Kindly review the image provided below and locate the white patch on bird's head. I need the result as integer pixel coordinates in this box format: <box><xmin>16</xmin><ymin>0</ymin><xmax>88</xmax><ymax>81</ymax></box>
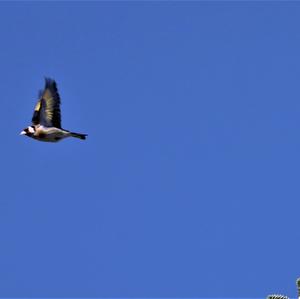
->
<box><xmin>28</xmin><ymin>126</ymin><xmax>35</xmax><ymax>133</ymax></box>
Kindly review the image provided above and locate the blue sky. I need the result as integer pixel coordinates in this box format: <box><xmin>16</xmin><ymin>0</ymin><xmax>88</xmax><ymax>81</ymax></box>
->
<box><xmin>0</xmin><ymin>1</ymin><xmax>300</xmax><ymax>297</ymax></box>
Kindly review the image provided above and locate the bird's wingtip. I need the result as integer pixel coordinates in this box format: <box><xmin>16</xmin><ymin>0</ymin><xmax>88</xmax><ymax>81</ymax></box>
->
<box><xmin>44</xmin><ymin>76</ymin><xmax>56</xmax><ymax>86</ymax></box>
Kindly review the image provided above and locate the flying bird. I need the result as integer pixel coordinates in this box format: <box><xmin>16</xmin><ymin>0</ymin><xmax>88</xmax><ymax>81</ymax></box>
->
<box><xmin>20</xmin><ymin>78</ymin><xmax>87</xmax><ymax>142</ymax></box>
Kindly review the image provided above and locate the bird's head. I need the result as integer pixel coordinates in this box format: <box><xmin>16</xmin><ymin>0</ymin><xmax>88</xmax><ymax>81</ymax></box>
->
<box><xmin>20</xmin><ymin>126</ymin><xmax>35</xmax><ymax>137</ymax></box>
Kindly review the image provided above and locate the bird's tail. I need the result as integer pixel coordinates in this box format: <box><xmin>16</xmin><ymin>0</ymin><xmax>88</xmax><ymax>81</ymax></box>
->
<box><xmin>70</xmin><ymin>132</ymin><xmax>88</xmax><ymax>140</ymax></box>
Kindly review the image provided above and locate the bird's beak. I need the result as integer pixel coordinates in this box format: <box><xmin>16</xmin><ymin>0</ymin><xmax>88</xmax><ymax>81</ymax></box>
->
<box><xmin>20</xmin><ymin>131</ymin><xmax>26</xmax><ymax>135</ymax></box>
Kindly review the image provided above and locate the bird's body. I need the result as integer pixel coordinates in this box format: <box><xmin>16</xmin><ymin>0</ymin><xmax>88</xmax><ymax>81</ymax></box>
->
<box><xmin>20</xmin><ymin>78</ymin><xmax>87</xmax><ymax>142</ymax></box>
<box><xmin>22</xmin><ymin>125</ymin><xmax>86</xmax><ymax>142</ymax></box>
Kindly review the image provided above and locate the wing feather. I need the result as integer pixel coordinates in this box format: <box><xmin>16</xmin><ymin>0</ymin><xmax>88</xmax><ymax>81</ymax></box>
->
<box><xmin>31</xmin><ymin>100</ymin><xmax>42</xmax><ymax>125</ymax></box>
<box><xmin>31</xmin><ymin>78</ymin><xmax>62</xmax><ymax>128</ymax></box>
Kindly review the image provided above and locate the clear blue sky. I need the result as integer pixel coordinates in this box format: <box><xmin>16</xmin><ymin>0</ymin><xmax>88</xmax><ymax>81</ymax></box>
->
<box><xmin>0</xmin><ymin>1</ymin><xmax>299</xmax><ymax>298</ymax></box>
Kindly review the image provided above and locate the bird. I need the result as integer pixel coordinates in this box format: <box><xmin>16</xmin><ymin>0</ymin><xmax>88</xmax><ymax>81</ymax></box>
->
<box><xmin>20</xmin><ymin>78</ymin><xmax>87</xmax><ymax>142</ymax></box>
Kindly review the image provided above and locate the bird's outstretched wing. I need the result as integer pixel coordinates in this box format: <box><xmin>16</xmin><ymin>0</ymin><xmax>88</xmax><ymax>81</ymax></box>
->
<box><xmin>31</xmin><ymin>78</ymin><xmax>62</xmax><ymax>128</ymax></box>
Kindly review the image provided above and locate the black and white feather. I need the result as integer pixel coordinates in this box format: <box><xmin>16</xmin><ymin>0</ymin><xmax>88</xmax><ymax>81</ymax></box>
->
<box><xmin>297</xmin><ymin>277</ymin><xmax>300</xmax><ymax>299</ymax></box>
<box><xmin>267</xmin><ymin>295</ymin><xmax>289</xmax><ymax>299</ymax></box>
<box><xmin>266</xmin><ymin>277</ymin><xmax>300</xmax><ymax>299</ymax></box>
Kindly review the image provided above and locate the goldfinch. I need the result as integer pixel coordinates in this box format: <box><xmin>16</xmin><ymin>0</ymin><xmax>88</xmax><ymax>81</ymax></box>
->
<box><xmin>20</xmin><ymin>78</ymin><xmax>87</xmax><ymax>142</ymax></box>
